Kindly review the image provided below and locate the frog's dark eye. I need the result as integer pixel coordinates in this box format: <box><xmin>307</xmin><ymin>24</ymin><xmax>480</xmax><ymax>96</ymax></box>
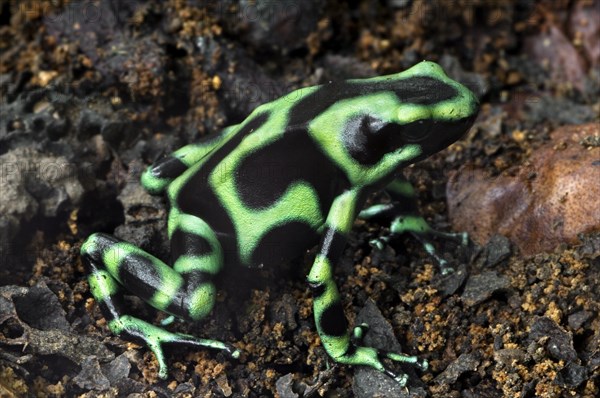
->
<box><xmin>398</xmin><ymin>120</ymin><xmax>433</xmax><ymax>143</ymax></box>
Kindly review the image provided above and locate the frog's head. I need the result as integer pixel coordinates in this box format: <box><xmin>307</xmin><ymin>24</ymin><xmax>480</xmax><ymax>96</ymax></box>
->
<box><xmin>388</xmin><ymin>61</ymin><xmax>479</xmax><ymax>161</ymax></box>
<box><xmin>306</xmin><ymin>61</ymin><xmax>479</xmax><ymax>186</ymax></box>
<box><xmin>341</xmin><ymin>61</ymin><xmax>479</xmax><ymax>172</ymax></box>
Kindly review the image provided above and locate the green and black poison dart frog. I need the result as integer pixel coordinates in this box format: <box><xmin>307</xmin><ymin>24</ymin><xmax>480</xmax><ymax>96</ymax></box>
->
<box><xmin>81</xmin><ymin>61</ymin><xmax>479</xmax><ymax>386</ymax></box>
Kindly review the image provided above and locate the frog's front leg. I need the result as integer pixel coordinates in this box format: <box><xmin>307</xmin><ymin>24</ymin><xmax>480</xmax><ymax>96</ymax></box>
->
<box><xmin>308</xmin><ymin>190</ymin><xmax>427</xmax><ymax>387</ymax></box>
<box><xmin>359</xmin><ymin>177</ymin><xmax>468</xmax><ymax>275</ymax></box>
<box><xmin>81</xmin><ymin>215</ymin><xmax>239</xmax><ymax>379</ymax></box>
<box><xmin>141</xmin><ymin>125</ymin><xmax>238</xmax><ymax>194</ymax></box>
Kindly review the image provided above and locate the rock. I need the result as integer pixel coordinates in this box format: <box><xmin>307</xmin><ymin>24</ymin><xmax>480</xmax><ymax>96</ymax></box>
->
<box><xmin>434</xmin><ymin>352</ymin><xmax>480</xmax><ymax>385</ymax></box>
<box><xmin>529</xmin><ymin>317</ymin><xmax>578</xmax><ymax>363</ymax></box>
<box><xmin>567</xmin><ymin>310</ymin><xmax>592</xmax><ymax>331</ymax></box>
<box><xmin>216</xmin><ymin>0</ymin><xmax>323</xmax><ymax>54</ymax></box>
<box><xmin>11</xmin><ymin>284</ymin><xmax>70</xmax><ymax>332</ymax></box>
<box><xmin>448</xmin><ymin>123</ymin><xmax>600</xmax><ymax>256</ymax></box>
<box><xmin>524</xmin><ymin>23</ymin><xmax>587</xmax><ymax>91</ymax></box>
<box><xmin>485</xmin><ymin>235</ymin><xmax>512</xmax><ymax>267</ymax></box>
<box><xmin>555</xmin><ymin>362</ymin><xmax>588</xmax><ymax>388</ymax></box>
<box><xmin>73</xmin><ymin>356</ymin><xmax>111</xmax><ymax>391</ymax></box>
<box><xmin>275</xmin><ymin>373</ymin><xmax>299</xmax><ymax>398</ymax></box>
<box><xmin>461</xmin><ymin>271</ymin><xmax>511</xmax><ymax>307</ymax></box>
<box><xmin>0</xmin><ymin>284</ymin><xmax>114</xmax><ymax>368</ymax></box>
<box><xmin>0</xmin><ymin>147</ymin><xmax>84</xmax><ymax>269</ymax></box>
<box><xmin>569</xmin><ymin>1</ymin><xmax>600</xmax><ymax>68</ymax></box>
<box><xmin>269</xmin><ymin>293</ymin><xmax>298</xmax><ymax>330</ymax></box>
<box><xmin>101</xmin><ymin>354</ymin><xmax>131</xmax><ymax>386</ymax></box>
<box><xmin>493</xmin><ymin>348</ymin><xmax>527</xmax><ymax>368</ymax></box>
<box><xmin>433</xmin><ymin>263</ymin><xmax>468</xmax><ymax>297</ymax></box>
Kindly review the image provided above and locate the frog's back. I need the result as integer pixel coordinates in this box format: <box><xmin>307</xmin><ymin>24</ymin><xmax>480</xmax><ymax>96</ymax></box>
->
<box><xmin>172</xmin><ymin>109</ymin><xmax>348</xmax><ymax>268</ymax></box>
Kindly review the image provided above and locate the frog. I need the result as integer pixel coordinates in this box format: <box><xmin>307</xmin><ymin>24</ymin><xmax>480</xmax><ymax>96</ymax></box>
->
<box><xmin>81</xmin><ymin>61</ymin><xmax>479</xmax><ymax>386</ymax></box>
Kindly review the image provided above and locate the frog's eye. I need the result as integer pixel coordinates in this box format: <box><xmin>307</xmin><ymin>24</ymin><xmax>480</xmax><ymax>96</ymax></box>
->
<box><xmin>397</xmin><ymin>119</ymin><xmax>434</xmax><ymax>143</ymax></box>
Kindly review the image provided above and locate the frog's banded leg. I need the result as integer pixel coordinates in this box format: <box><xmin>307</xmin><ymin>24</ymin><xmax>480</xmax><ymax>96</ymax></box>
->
<box><xmin>141</xmin><ymin>125</ymin><xmax>238</xmax><ymax>194</ymax></box>
<box><xmin>359</xmin><ymin>177</ymin><xmax>467</xmax><ymax>275</ymax></box>
<box><xmin>81</xmin><ymin>232</ymin><xmax>239</xmax><ymax>379</ymax></box>
<box><xmin>308</xmin><ymin>190</ymin><xmax>427</xmax><ymax>387</ymax></box>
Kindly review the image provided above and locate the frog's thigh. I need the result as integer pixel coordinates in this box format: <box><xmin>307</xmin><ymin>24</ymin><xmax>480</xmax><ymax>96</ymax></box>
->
<box><xmin>168</xmin><ymin>211</ymin><xmax>224</xmax><ymax>321</ymax></box>
<box><xmin>82</xmin><ymin>230</ymin><xmax>221</xmax><ymax>322</ymax></box>
<box><xmin>82</xmin><ymin>233</ymin><xmax>185</xmax><ymax>314</ymax></box>
<box><xmin>82</xmin><ymin>232</ymin><xmax>236</xmax><ymax>378</ymax></box>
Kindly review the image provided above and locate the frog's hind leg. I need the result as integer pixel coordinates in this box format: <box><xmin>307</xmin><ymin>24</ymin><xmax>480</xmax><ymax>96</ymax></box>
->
<box><xmin>359</xmin><ymin>177</ymin><xmax>468</xmax><ymax>275</ymax></box>
<box><xmin>81</xmin><ymin>232</ymin><xmax>239</xmax><ymax>379</ymax></box>
<box><xmin>141</xmin><ymin>125</ymin><xmax>238</xmax><ymax>194</ymax></box>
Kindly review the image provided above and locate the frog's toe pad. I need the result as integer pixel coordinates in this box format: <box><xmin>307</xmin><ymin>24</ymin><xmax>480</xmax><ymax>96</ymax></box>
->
<box><xmin>369</xmin><ymin>237</ymin><xmax>389</xmax><ymax>250</ymax></box>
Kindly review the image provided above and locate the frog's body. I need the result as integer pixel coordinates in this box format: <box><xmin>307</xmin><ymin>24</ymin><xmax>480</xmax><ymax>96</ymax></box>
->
<box><xmin>81</xmin><ymin>61</ymin><xmax>479</xmax><ymax>385</ymax></box>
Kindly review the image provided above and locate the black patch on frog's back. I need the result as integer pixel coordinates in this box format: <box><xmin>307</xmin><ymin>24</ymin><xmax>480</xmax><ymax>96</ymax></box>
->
<box><xmin>287</xmin><ymin>76</ymin><xmax>458</xmax><ymax>128</ymax></box>
<box><xmin>235</xmin><ymin>126</ymin><xmax>348</xmax><ymax>212</ymax></box>
<box><xmin>176</xmin><ymin>113</ymin><xmax>270</xmax><ymax>267</ymax></box>
<box><xmin>250</xmin><ymin>221</ymin><xmax>319</xmax><ymax>267</ymax></box>
<box><xmin>170</xmin><ymin>229</ymin><xmax>213</xmax><ymax>258</ymax></box>
<box><xmin>177</xmin><ymin>113</ymin><xmax>270</xmax><ymax>210</ymax></box>
<box><xmin>319</xmin><ymin>301</ymin><xmax>349</xmax><ymax>337</ymax></box>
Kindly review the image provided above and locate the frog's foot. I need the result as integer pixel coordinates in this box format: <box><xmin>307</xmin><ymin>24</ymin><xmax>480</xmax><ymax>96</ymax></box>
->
<box><xmin>160</xmin><ymin>315</ymin><xmax>176</xmax><ymax>326</ymax></box>
<box><xmin>367</xmin><ymin>215</ymin><xmax>468</xmax><ymax>275</ymax></box>
<box><xmin>410</xmin><ymin>233</ymin><xmax>454</xmax><ymax>276</ymax></box>
<box><xmin>334</xmin><ymin>338</ymin><xmax>428</xmax><ymax>387</ymax></box>
<box><xmin>352</xmin><ymin>323</ymin><xmax>428</xmax><ymax>373</ymax></box>
<box><xmin>110</xmin><ymin>315</ymin><xmax>240</xmax><ymax>379</ymax></box>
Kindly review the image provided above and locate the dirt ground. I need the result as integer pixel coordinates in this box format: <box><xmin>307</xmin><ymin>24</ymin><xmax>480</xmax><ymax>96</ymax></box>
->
<box><xmin>0</xmin><ymin>1</ymin><xmax>598</xmax><ymax>397</ymax></box>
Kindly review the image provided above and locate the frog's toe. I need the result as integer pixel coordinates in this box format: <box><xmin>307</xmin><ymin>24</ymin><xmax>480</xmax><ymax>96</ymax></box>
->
<box><xmin>385</xmin><ymin>350</ymin><xmax>428</xmax><ymax>371</ymax></box>
<box><xmin>145</xmin><ymin>337</ymin><xmax>170</xmax><ymax>379</ymax></box>
<box><xmin>228</xmin><ymin>346</ymin><xmax>241</xmax><ymax>359</ymax></box>
<box><xmin>369</xmin><ymin>236</ymin><xmax>389</xmax><ymax>250</ymax></box>
<box><xmin>458</xmin><ymin>231</ymin><xmax>469</xmax><ymax>247</ymax></box>
<box><xmin>351</xmin><ymin>323</ymin><xmax>370</xmax><ymax>343</ymax></box>
<box><xmin>154</xmin><ymin>331</ymin><xmax>241</xmax><ymax>363</ymax></box>
<box><xmin>440</xmin><ymin>264</ymin><xmax>455</xmax><ymax>276</ymax></box>
<box><xmin>382</xmin><ymin>368</ymin><xmax>409</xmax><ymax>387</ymax></box>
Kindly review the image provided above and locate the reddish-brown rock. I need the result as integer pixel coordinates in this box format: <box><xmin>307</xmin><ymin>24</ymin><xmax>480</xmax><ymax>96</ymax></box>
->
<box><xmin>447</xmin><ymin>123</ymin><xmax>600</xmax><ymax>256</ymax></box>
